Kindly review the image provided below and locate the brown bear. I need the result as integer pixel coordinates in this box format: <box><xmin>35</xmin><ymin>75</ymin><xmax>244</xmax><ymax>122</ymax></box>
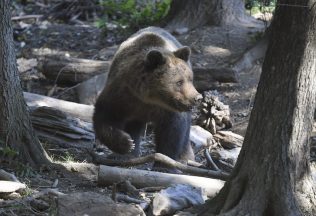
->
<box><xmin>93</xmin><ymin>27</ymin><xmax>201</xmax><ymax>163</ymax></box>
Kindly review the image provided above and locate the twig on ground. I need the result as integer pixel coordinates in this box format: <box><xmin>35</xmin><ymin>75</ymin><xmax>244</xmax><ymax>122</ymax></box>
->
<box><xmin>52</xmin><ymin>179</ymin><xmax>59</xmax><ymax>188</ymax></box>
<box><xmin>218</xmin><ymin>159</ymin><xmax>234</xmax><ymax>171</ymax></box>
<box><xmin>111</xmin><ymin>183</ymin><xmax>117</xmax><ymax>202</ymax></box>
<box><xmin>11</xmin><ymin>15</ymin><xmax>43</xmax><ymax>21</ymax></box>
<box><xmin>116</xmin><ymin>193</ymin><xmax>144</xmax><ymax>204</ymax></box>
<box><xmin>187</xmin><ymin>160</ymin><xmax>206</xmax><ymax>168</ymax></box>
<box><xmin>31</xmin><ymin>188</ymin><xmax>66</xmax><ymax>199</ymax></box>
<box><xmin>115</xmin><ymin>193</ymin><xmax>150</xmax><ymax>210</ymax></box>
<box><xmin>204</xmin><ymin>149</ymin><xmax>220</xmax><ymax>171</ymax></box>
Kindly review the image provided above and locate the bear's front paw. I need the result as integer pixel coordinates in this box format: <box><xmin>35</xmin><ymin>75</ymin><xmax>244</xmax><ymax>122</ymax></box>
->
<box><xmin>113</xmin><ymin>131</ymin><xmax>135</xmax><ymax>154</ymax></box>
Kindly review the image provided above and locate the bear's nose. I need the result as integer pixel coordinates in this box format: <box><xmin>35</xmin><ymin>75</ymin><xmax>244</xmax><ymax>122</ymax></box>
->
<box><xmin>194</xmin><ymin>94</ymin><xmax>203</xmax><ymax>103</ymax></box>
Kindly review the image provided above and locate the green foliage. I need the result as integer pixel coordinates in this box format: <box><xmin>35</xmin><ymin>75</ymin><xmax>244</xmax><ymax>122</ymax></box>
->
<box><xmin>249</xmin><ymin>31</ymin><xmax>265</xmax><ymax>43</ymax></box>
<box><xmin>97</xmin><ymin>0</ymin><xmax>171</xmax><ymax>32</ymax></box>
<box><xmin>48</xmin><ymin>150</ymin><xmax>76</xmax><ymax>163</ymax></box>
<box><xmin>245</xmin><ymin>0</ymin><xmax>276</xmax><ymax>14</ymax></box>
<box><xmin>0</xmin><ymin>146</ymin><xmax>19</xmax><ymax>158</ymax></box>
<box><xmin>16</xmin><ymin>164</ymin><xmax>37</xmax><ymax>178</ymax></box>
<box><xmin>20</xmin><ymin>185</ymin><xmax>33</xmax><ymax>197</ymax></box>
<box><xmin>60</xmin><ymin>151</ymin><xmax>75</xmax><ymax>162</ymax></box>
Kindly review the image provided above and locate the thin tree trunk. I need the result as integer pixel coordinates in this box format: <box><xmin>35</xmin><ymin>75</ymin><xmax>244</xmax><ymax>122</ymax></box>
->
<box><xmin>197</xmin><ymin>0</ymin><xmax>316</xmax><ymax>215</ymax></box>
<box><xmin>0</xmin><ymin>0</ymin><xmax>50</xmax><ymax>166</ymax></box>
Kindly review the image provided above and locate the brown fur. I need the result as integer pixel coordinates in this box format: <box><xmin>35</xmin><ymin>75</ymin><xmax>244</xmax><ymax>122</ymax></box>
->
<box><xmin>93</xmin><ymin>27</ymin><xmax>201</xmax><ymax>161</ymax></box>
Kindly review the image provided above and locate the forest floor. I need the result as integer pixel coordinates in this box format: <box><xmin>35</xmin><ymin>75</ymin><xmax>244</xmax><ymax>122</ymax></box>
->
<box><xmin>1</xmin><ymin>2</ymin><xmax>315</xmax><ymax>216</ymax></box>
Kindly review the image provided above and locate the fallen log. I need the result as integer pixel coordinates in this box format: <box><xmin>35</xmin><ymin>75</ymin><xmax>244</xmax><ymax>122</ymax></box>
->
<box><xmin>214</xmin><ymin>131</ymin><xmax>244</xmax><ymax>149</ymax></box>
<box><xmin>38</xmin><ymin>56</ymin><xmax>111</xmax><ymax>84</ymax></box>
<box><xmin>92</xmin><ymin>152</ymin><xmax>229</xmax><ymax>180</ymax></box>
<box><xmin>38</xmin><ymin>56</ymin><xmax>237</xmax><ymax>91</ymax></box>
<box><xmin>75</xmin><ymin>73</ymin><xmax>107</xmax><ymax>105</ymax></box>
<box><xmin>0</xmin><ymin>181</ymin><xmax>26</xmax><ymax>193</ymax></box>
<box><xmin>73</xmin><ymin>67</ymin><xmax>237</xmax><ymax>105</ymax></box>
<box><xmin>24</xmin><ymin>92</ymin><xmax>94</xmax><ymax>122</ymax></box>
<box><xmin>30</xmin><ymin>106</ymin><xmax>94</xmax><ymax>149</ymax></box>
<box><xmin>232</xmin><ymin>38</ymin><xmax>268</xmax><ymax>73</ymax></box>
<box><xmin>98</xmin><ymin>165</ymin><xmax>224</xmax><ymax>197</ymax></box>
<box><xmin>193</xmin><ymin>67</ymin><xmax>238</xmax><ymax>91</ymax></box>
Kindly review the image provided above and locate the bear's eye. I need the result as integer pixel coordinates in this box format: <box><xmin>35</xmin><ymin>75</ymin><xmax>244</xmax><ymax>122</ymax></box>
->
<box><xmin>176</xmin><ymin>80</ymin><xmax>184</xmax><ymax>87</ymax></box>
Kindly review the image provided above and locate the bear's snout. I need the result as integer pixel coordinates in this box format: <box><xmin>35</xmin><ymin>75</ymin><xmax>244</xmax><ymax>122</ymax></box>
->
<box><xmin>194</xmin><ymin>94</ymin><xmax>203</xmax><ymax>103</ymax></box>
<box><xmin>187</xmin><ymin>88</ymin><xmax>202</xmax><ymax>106</ymax></box>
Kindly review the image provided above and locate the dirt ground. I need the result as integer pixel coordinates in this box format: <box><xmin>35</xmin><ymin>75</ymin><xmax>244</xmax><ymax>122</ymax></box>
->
<box><xmin>0</xmin><ymin>2</ymin><xmax>294</xmax><ymax>215</ymax></box>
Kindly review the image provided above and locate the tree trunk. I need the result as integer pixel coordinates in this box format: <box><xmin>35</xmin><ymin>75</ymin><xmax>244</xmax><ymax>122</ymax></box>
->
<box><xmin>0</xmin><ymin>0</ymin><xmax>50</xmax><ymax>166</ymax></box>
<box><xmin>198</xmin><ymin>0</ymin><xmax>316</xmax><ymax>215</ymax></box>
<box><xmin>163</xmin><ymin>0</ymin><xmax>256</xmax><ymax>32</ymax></box>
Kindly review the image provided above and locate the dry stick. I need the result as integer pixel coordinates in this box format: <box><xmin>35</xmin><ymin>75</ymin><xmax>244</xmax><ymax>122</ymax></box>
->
<box><xmin>92</xmin><ymin>152</ymin><xmax>229</xmax><ymax>181</ymax></box>
<box><xmin>116</xmin><ymin>193</ymin><xmax>150</xmax><ymax>210</ymax></box>
<box><xmin>112</xmin><ymin>186</ymin><xmax>148</xmax><ymax>209</ymax></box>
<box><xmin>218</xmin><ymin>159</ymin><xmax>234</xmax><ymax>170</ymax></box>
<box><xmin>112</xmin><ymin>183</ymin><xmax>117</xmax><ymax>202</ymax></box>
<box><xmin>116</xmin><ymin>193</ymin><xmax>145</xmax><ymax>204</ymax></box>
<box><xmin>204</xmin><ymin>149</ymin><xmax>220</xmax><ymax>171</ymax></box>
<box><xmin>52</xmin><ymin>179</ymin><xmax>59</xmax><ymax>188</ymax></box>
<box><xmin>31</xmin><ymin>188</ymin><xmax>65</xmax><ymax>199</ymax></box>
<box><xmin>11</xmin><ymin>15</ymin><xmax>43</xmax><ymax>21</ymax></box>
<box><xmin>187</xmin><ymin>160</ymin><xmax>206</xmax><ymax>168</ymax></box>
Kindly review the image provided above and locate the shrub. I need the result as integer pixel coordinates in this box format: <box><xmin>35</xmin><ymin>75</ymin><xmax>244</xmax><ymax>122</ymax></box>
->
<box><xmin>97</xmin><ymin>0</ymin><xmax>171</xmax><ymax>33</ymax></box>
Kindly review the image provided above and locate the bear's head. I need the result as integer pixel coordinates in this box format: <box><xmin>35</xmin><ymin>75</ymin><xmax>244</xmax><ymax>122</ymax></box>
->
<box><xmin>142</xmin><ymin>46</ymin><xmax>202</xmax><ymax>112</ymax></box>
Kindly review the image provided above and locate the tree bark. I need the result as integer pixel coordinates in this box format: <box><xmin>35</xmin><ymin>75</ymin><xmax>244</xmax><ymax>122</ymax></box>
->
<box><xmin>163</xmin><ymin>0</ymin><xmax>257</xmax><ymax>32</ymax></box>
<box><xmin>198</xmin><ymin>0</ymin><xmax>316</xmax><ymax>215</ymax></box>
<box><xmin>0</xmin><ymin>0</ymin><xmax>50</xmax><ymax>166</ymax></box>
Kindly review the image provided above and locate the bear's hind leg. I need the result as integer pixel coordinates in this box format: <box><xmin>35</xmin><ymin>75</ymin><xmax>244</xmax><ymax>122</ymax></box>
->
<box><xmin>154</xmin><ymin>112</ymin><xmax>194</xmax><ymax>162</ymax></box>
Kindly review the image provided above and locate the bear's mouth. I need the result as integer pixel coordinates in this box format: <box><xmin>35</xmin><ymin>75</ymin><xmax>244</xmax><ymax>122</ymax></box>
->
<box><xmin>161</xmin><ymin>97</ymin><xmax>193</xmax><ymax>112</ymax></box>
<box><xmin>147</xmin><ymin>93</ymin><xmax>194</xmax><ymax>113</ymax></box>
<box><xmin>172</xmin><ymin>102</ymin><xmax>192</xmax><ymax>112</ymax></box>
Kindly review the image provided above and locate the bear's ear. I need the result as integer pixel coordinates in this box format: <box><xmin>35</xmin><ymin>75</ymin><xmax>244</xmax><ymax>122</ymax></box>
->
<box><xmin>145</xmin><ymin>50</ymin><xmax>166</xmax><ymax>69</ymax></box>
<box><xmin>173</xmin><ymin>46</ymin><xmax>191</xmax><ymax>62</ymax></box>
